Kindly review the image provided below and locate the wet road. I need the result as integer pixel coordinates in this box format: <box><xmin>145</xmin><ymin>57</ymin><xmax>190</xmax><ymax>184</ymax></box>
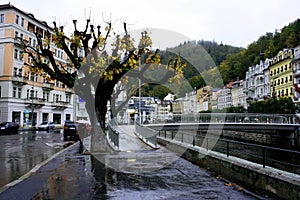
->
<box><xmin>0</xmin><ymin>129</ymin><xmax>65</xmax><ymax>187</ymax></box>
<box><xmin>0</xmin><ymin>142</ymin><xmax>274</xmax><ymax>200</ymax></box>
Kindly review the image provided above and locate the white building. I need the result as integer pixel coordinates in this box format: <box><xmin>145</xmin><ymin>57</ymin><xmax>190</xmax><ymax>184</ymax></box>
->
<box><xmin>244</xmin><ymin>57</ymin><xmax>270</xmax><ymax>106</ymax></box>
<box><xmin>293</xmin><ymin>45</ymin><xmax>300</xmax><ymax>104</ymax></box>
<box><xmin>231</xmin><ymin>80</ymin><xmax>247</xmax><ymax>109</ymax></box>
<box><xmin>217</xmin><ymin>88</ymin><xmax>232</xmax><ymax>110</ymax></box>
<box><xmin>175</xmin><ymin>90</ymin><xmax>199</xmax><ymax>114</ymax></box>
<box><xmin>0</xmin><ymin>4</ymin><xmax>74</xmax><ymax>127</ymax></box>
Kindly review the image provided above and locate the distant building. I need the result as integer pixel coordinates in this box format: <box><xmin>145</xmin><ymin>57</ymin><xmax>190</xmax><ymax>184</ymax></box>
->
<box><xmin>231</xmin><ymin>80</ymin><xmax>247</xmax><ymax>109</ymax></box>
<box><xmin>175</xmin><ymin>90</ymin><xmax>198</xmax><ymax>114</ymax></box>
<box><xmin>293</xmin><ymin>46</ymin><xmax>300</xmax><ymax>105</ymax></box>
<box><xmin>269</xmin><ymin>49</ymin><xmax>294</xmax><ymax>99</ymax></box>
<box><xmin>217</xmin><ymin>87</ymin><xmax>232</xmax><ymax>110</ymax></box>
<box><xmin>0</xmin><ymin>4</ymin><xmax>74</xmax><ymax>127</ymax></box>
<box><xmin>244</xmin><ymin>57</ymin><xmax>270</xmax><ymax>106</ymax></box>
<box><xmin>125</xmin><ymin>96</ymin><xmax>156</xmax><ymax>124</ymax></box>
<box><xmin>196</xmin><ymin>86</ymin><xmax>212</xmax><ymax>112</ymax></box>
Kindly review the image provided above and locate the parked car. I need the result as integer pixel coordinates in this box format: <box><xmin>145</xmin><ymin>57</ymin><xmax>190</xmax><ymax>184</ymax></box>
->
<box><xmin>38</xmin><ymin>122</ymin><xmax>55</xmax><ymax>131</ymax></box>
<box><xmin>63</xmin><ymin>121</ymin><xmax>80</xmax><ymax>141</ymax></box>
<box><xmin>0</xmin><ymin>122</ymin><xmax>19</xmax><ymax>134</ymax></box>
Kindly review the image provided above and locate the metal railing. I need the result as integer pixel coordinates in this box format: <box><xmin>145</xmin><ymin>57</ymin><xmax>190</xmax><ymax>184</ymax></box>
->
<box><xmin>107</xmin><ymin>120</ymin><xmax>119</xmax><ymax>148</ymax></box>
<box><xmin>158</xmin><ymin>130</ymin><xmax>300</xmax><ymax>175</ymax></box>
<box><xmin>152</xmin><ymin>113</ymin><xmax>299</xmax><ymax>125</ymax></box>
<box><xmin>135</xmin><ymin>119</ymin><xmax>158</xmax><ymax>148</ymax></box>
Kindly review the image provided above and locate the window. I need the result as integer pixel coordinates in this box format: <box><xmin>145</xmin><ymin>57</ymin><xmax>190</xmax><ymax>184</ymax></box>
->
<box><xmin>15</xmin><ymin>31</ymin><xmax>18</xmax><ymax>38</ymax></box>
<box><xmin>0</xmin><ymin>14</ymin><xmax>4</xmax><ymax>23</ymax></box>
<box><xmin>14</xmin><ymin>49</ymin><xmax>18</xmax><ymax>59</ymax></box>
<box><xmin>28</xmin><ymin>72</ymin><xmax>31</xmax><ymax>81</ymax></box>
<box><xmin>13</xmin><ymin>87</ymin><xmax>21</xmax><ymax>98</ymax></box>
<box><xmin>15</xmin><ymin>15</ymin><xmax>19</xmax><ymax>24</ymax></box>
<box><xmin>29</xmin><ymin>37</ymin><xmax>32</xmax><ymax>46</ymax></box>
<box><xmin>13</xmin><ymin>87</ymin><xmax>16</xmax><ymax>98</ymax></box>
<box><xmin>13</xmin><ymin>67</ymin><xmax>18</xmax><ymax>76</ymax></box>
<box><xmin>21</xmin><ymin>18</ymin><xmax>24</xmax><ymax>27</ymax></box>
<box><xmin>14</xmin><ymin>49</ymin><xmax>22</xmax><ymax>60</ymax></box>
<box><xmin>18</xmin><ymin>87</ymin><xmax>21</xmax><ymax>98</ymax></box>
<box><xmin>26</xmin><ymin>89</ymin><xmax>30</xmax><ymax>99</ymax></box>
<box><xmin>66</xmin><ymin>95</ymin><xmax>71</xmax><ymax>103</ymax></box>
<box><xmin>18</xmin><ymin>68</ymin><xmax>22</xmax><ymax>77</ymax></box>
<box><xmin>30</xmin><ymin>74</ymin><xmax>34</xmax><ymax>81</ymax></box>
<box><xmin>53</xmin><ymin>114</ymin><xmax>61</xmax><ymax>124</ymax></box>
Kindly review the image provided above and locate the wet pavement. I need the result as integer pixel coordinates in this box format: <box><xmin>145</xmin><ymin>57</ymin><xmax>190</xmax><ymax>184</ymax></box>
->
<box><xmin>0</xmin><ymin>141</ymin><xmax>275</xmax><ymax>200</ymax></box>
<box><xmin>0</xmin><ymin>126</ymin><xmax>278</xmax><ymax>199</ymax></box>
<box><xmin>0</xmin><ymin>130</ymin><xmax>65</xmax><ymax>187</ymax></box>
<box><xmin>116</xmin><ymin>125</ymin><xmax>152</xmax><ymax>151</ymax></box>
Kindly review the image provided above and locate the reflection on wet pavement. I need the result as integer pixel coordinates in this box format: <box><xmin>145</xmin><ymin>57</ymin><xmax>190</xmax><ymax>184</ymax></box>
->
<box><xmin>29</xmin><ymin>144</ymin><xmax>263</xmax><ymax>200</ymax></box>
<box><xmin>0</xmin><ymin>130</ymin><xmax>64</xmax><ymax>187</ymax></box>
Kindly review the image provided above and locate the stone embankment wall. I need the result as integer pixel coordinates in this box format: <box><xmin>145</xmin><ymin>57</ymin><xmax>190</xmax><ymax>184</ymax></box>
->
<box><xmin>158</xmin><ymin>137</ymin><xmax>300</xmax><ymax>200</ymax></box>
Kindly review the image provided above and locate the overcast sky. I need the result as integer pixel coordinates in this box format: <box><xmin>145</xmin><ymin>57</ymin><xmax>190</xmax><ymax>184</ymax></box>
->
<box><xmin>4</xmin><ymin>0</ymin><xmax>300</xmax><ymax>48</ymax></box>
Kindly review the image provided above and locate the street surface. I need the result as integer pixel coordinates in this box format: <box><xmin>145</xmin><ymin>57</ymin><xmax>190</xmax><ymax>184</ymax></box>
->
<box><xmin>0</xmin><ymin>129</ymin><xmax>65</xmax><ymax>187</ymax></box>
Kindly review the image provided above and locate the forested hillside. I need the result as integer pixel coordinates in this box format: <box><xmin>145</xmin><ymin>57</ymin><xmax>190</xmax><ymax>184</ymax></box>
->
<box><xmin>173</xmin><ymin>18</ymin><xmax>300</xmax><ymax>85</ymax></box>
<box><xmin>143</xmin><ymin>18</ymin><xmax>300</xmax><ymax>99</ymax></box>
<box><xmin>219</xmin><ymin>18</ymin><xmax>300</xmax><ymax>83</ymax></box>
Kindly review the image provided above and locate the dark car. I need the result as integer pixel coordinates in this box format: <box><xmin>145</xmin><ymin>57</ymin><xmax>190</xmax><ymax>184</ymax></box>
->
<box><xmin>63</xmin><ymin>121</ymin><xmax>80</xmax><ymax>141</ymax></box>
<box><xmin>0</xmin><ymin>122</ymin><xmax>19</xmax><ymax>134</ymax></box>
<box><xmin>38</xmin><ymin>121</ymin><xmax>55</xmax><ymax>131</ymax></box>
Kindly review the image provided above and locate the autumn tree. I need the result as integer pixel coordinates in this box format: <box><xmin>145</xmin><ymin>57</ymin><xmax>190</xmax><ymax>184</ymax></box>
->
<box><xmin>21</xmin><ymin>19</ymin><xmax>186</xmax><ymax>151</ymax></box>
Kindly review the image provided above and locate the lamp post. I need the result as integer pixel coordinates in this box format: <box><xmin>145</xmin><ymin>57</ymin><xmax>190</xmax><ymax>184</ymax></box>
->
<box><xmin>273</xmin><ymin>84</ymin><xmax>276</xmax><ymax>114</ymax></box>
<box><xmin>31</xmin><ymin>85</ymin><xmax>34</xmax><ymax>131</ymax></box>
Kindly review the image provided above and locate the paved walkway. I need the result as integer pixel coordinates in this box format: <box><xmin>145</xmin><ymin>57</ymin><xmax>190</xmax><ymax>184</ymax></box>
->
<box><xmin>0</xmin><ymin>125</ymin><xmax>274</xmax><ymax>199</ymax></box>
<box><xmin>115</xmin><ymin>125</ymin><xmax>152</xmax><ymax>151</ymax></box>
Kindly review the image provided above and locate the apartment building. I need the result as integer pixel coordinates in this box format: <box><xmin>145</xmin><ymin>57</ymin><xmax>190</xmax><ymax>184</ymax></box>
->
<box><xmin>269</xmin><ymin>49</ymin><xmax>294</xmax><ymax>99</ymax></box>
<box><xmin>293</xmin><ymin>46</ymin><xmax>300</xmax><ymax>104</ymax></box>
<box><xmin>217</xmin><ymin>87</ymin><xmax>232</xmax><ymax>110</ymax></box>
<box><xmin>244</xmin><ymin>57</ymin><xmax>270</xmax><ymax>105</ymax></box>
<box><xmin>0</xmin><ymin>4</ymin><xmax>74</xmax><ymax>127</ymax></box>
<box><xmin>231</xmin><ymin>80</ymin><xmax>247</xmax><ymax>109</ymax></box>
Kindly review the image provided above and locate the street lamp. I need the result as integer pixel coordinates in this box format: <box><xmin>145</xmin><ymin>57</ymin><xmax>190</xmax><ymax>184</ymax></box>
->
<box><xmin>31</xmin><ymin>85</ymin><xmax>34</xmax><ymax>131</ymax></box>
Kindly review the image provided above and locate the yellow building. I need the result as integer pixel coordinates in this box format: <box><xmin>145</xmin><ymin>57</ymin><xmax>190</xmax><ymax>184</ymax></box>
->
<box><xmin>269</xmin><ymin>49</ymin><xmax>294</xmax><ymax>99</ymax></box>
<box><xmin>0</xmin><ymin>4</ymin><xmax>74</xmax><ymax>127</ymax></box>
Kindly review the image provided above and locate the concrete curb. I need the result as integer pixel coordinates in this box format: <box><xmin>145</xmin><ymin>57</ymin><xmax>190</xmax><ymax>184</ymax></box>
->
<box><xmin>0</xmin><ymin>141</ymin><xmax>79</xmax><ymax>194</ymax></box>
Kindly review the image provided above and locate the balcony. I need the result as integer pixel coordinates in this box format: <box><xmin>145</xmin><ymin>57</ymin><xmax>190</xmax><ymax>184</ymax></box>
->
<box><xmin>51</xmin><ymin>101</ymin><xmax>69</xmax><ymax>110</ymax></box>
<box><xmin>12</xmin><ymin>76</ymin><xmax>28</xmax><ymax>86</ymax></box>
<box><xmin>294</xmin><ymin>68</ymin><xmax>300</xmax><ymax>76</ymax></box>
<box><xmin>42</xmin><ymin>82</ymin><xmax>54</xmax><ymax>90</ymax></box>
<box><xmin>24</xmin><ymin>97</ymin><xmax>45</xmax><ymax>109</ymax></box>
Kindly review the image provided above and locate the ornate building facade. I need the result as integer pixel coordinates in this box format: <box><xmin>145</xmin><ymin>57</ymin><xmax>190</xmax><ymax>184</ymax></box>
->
<box><xmin>269</xmin><ymin>49</ymin><xmax>294</xmax><ymax>100</ymax></box>
<box><xmin>0</xmin><ymin>4</ymin><xmax>74</xmax><ymax>128</ymax></box>
<box><xmin>244</xmin><ymin>57</ymin><xmax>270</xmax><ymax>106</ymax></box>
